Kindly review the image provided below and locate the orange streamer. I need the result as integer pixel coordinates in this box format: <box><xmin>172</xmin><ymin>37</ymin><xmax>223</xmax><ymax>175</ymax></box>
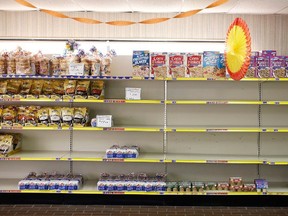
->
<box><xmin>40</xmin><ymin>9</ymin><xmax>69</xmax><ymax>18</ymax></box>
<box><xmin>174</xmin><ymin>9</ymin><xmax>202</xmax><ymax>18</ymax></box>
<box><xmin>106</xmin><ymin>21</ymin><xmax>136</xmax><ymax>26</ymax></box>
<box><xmin>72</xmin><ymin>17</ymin><xmax>102</xmax><ymax>24</ymax></box>
<box><xmin>206</xmin><ymin>0</ymin><xmax>230</xmax><ymax>9</ymax></box>
<box><xmin>139</xmin><ymin>18</ymin><xmax>170</xmax><ymax>24</ymax></box>
<box><xmin>15</xmin><ymin>0</ymin><xmax>36</xmax><ymax>9</ymax></box>
<box><xmin>15</xmin><ymin>0</ymin><xmax>230</xmax><ymax>25</ymax></box>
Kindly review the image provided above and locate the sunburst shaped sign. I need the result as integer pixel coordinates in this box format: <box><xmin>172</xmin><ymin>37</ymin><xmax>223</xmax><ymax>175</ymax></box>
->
<box><xmin>225</xmin><ymin>18</ymin><xmax>251</xmax><ymax>80</ymax></box>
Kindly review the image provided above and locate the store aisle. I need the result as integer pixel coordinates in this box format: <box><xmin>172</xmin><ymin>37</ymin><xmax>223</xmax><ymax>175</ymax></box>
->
<box><xmin>0</xmin><ymin>205</ymin><xmax>288</xmax><ymax>216</ymax></box>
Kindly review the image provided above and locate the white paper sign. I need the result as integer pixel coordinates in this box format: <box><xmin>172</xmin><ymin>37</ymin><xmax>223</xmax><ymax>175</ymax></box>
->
<box><xmin>69</xmin><ymin>63</ymin><xmax>84</xmax><ymax>76</ymax></box>
<box><xmin>125</xmin><ymin>88</ymin><xmax>141</xmax><ymax>100</ymax></box>
<box><xmin>96</xmin><ymin>115</ymin><xmax>113</xmax><ymax>127</ymax></box>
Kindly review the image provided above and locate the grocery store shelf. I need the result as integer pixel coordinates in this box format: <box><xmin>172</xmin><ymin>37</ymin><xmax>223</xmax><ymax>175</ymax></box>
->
<box><xmin>1</xmin><ymin>180</ymin><xmax>288</xmax><ymax>195</ymax></box>
<box><xmin>0</xmin><ymin>125</ymin><xmax>69</xmax><ymax>130</ymax></box>
<box><xmin>166</xmin><ymin>100</ymin><xmax>288</xmax><ymax>105</ymax></box>
<box><xmin>0</xmin><ymin>75</ymin><xmax>163</xmax><ymax>80</ymax></box>
<box><xmin>0</xmin><ymin>151</ymin><xmax>69</xmax><ymax>161</ymax></box>
<box><xmin>2</xmin><ymin>75</ymin><xmax>288</xmax><ymax>82</ymax></box>
<box><xmin>166</xmin><ymin>154</ymin><xmax>262</xmax><ymax>164</ymax></box>
<box><xmin>73</xmin><ymin>126</ymin><xmax>163</xmax><ymax>132</ymax></box>
<box><xmin>166</xmin><ymin>127</ymin><xmax>288</xmax><ymax>133</ymax></box>
<box><xmin>0</xmin><ymin>97</ymin><xmax>164</xmax><ymax>104</ymax></box>
<box><xmin>63</xmin><ymin>152</ymin><xmax>165</xmax><ymax>163</ymax></box>
<box><xmin>3</xmin><ymin>151</ymin><xmax>288</xmax><ymax>165</ymax></box>
<box><xmin>2</xmin><ymin>126</ymin><xmax>288</xmax><ymax>133</ymax></box>
<box><xmin>166</xmin><ymin>100</ymin><xmax>261</xmax><ymax>105</ymax></box>
<box><xmin>167</xmin><ymin>77</ymin><xmax>288</xmax><ymax>82</ymax></box>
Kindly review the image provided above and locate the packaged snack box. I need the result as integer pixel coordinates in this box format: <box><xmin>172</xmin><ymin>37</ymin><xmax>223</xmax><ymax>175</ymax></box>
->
<box><xmin>257</xmin><ymin>56</ymin><xmax>271</xmax><ymax>78</ymax></box>
<box><xmin>187</xmin><ymin>53</ymin><xmax>203</xmax><ymax>78</ymax></box>
<box><xmin>203</xmin><ymin>51</ymin><xmax>220</xmax><ymax>79</ymax></box>
<box><xmin>271</xmin><ymin>56</ymin><xmax>286</xmax><ymax>78</ymax></box>
<box><xmin>229</xmin><ymin>177</ymin><xmax>243</xmax><ymax>186</ymax></box>
<box><xmin>132</xmin><ymin>50</ymin><xmax>150</xmax><ymax>78</ymax></box>
<box><xmin>285</xmin><ymin>56</ymin><xmax>288</xmax><ymax>77</ymax></box>
<box><xmin>169</xmin><ymin>53</ymin><xmax>186</xmax><ymax>78</ymax></box>
<box><xmin>261</xmin><ymin>50</ymin><xmax>277</xmax><ymax>58</ymax></box>
<box><xmin>245</xmin><ymin>55</ymin><xmax>258</xmax><ymax>78</ymax></box>
<box><xmin>151</xmin><ymin>52</ymin><xmax>168</xmax><ymax>79</ymax></box>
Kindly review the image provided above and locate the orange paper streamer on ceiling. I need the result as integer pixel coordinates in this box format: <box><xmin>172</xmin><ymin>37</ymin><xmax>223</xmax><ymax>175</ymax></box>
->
<box><xmin>14</xmin><ymin>0</ymin><xmax>230</xmax><ymax>26</ymax></box>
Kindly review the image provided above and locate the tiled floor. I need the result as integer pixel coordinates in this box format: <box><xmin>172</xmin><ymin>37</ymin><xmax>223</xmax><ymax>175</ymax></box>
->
<box><xmin>0</xmin><ymin>205</ymin><xmax>288</xmax><ymax>216</ymax></box>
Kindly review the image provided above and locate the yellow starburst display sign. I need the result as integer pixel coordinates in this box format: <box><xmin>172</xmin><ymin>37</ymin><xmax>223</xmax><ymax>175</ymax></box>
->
<box><xmin>225</xmin><ymin>18</ymin><xmax>251</xmax><ymax>80</ymax></box>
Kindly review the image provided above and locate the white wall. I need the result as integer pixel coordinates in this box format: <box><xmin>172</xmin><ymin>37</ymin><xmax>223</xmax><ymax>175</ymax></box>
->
<box><xmin>0</xmin><ymin>11</ymin><xmax>287</xmax><ymax>55</ymax></box>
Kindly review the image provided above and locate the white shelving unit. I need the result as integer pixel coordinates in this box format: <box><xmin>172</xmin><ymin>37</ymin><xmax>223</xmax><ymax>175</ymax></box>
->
<box><xmin>1</xmin><ymin>55</ymin><xmax>288</xmax><ymax>196</ymax></box>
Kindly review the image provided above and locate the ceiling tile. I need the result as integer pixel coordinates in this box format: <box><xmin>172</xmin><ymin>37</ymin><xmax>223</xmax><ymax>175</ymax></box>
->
<box><xmin>228</xmin><ymin>0</ymin><xmax>288</xmax><ymax>14</ymax></box>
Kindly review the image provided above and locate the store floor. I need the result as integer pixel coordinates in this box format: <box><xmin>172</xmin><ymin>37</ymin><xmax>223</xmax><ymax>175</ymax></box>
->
<box><xmin>0</xmin><ymin>205</ymin><xmax>288</xmax><ymax>216</ymax></box>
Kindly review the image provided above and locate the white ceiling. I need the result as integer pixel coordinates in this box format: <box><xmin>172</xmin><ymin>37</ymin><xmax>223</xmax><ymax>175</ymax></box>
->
<box><xmin>0</xmin><ymin>0</ymin><xmax>288</xmax><ymax>14</ymax></box>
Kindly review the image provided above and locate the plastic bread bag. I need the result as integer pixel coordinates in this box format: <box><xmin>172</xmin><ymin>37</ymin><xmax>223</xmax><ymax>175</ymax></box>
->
<box><xmin>6</xmin><ymin>79</ymin><xmax>22</xmax><ymax>95</ymax></box>
<box><xmin>0</xmin><ymin>52</ymin><xmax>7</xmax><ymax>74</ymax></box>
<box><xmin>101</xmin><ymin>49</ymin><xmax>116</xmax><ymax>76</ymax></box>
<box><xmin>2</xmin><ymin>106</ymin><xmax>17</xmax><ymax>125</ymax></box>
<box><xmin>61</xmin><ymin>107</ymin><xmax>74</xmax><ymax>127</ymax></box>
<box><xmin>17</xmin><ymin>106</ymin><xmax>27</xmax><ymax>125</ymax></box>
<box><xmin>50</xmin><ymin>56</ymin><xmax>60</xmax><ymax>76</ymax></box>
<box><xmin>90</xmin><ymin>46</ymin><xmax>102</xmax><ymax>76</ymax></box>
<box><xmin>30</xmin><ymin>80</ymin><xmax>44</xmax><ymax>97</ymax></box>
<box><xmin>59</xmin><ymin>56</ymin><xmax>69</xmax><ymax>76</ymax></box>
<box><xmin>15</xmin><ymin>48</ymin><xmax>34</xmax><ymax>75</ymax></box>
<box><xmin>6</xmin><ymin>51</ymin><xmax>16</xmax><ymax>75</ymax></box>
<box><xmin>0</xmin><ymin>106</ymin><xmax>2</xmax><ymax>122</ymax></box>
<box><xmin>33</xmin><ymin>51</ymin><xmax>50</xmax><ymax>76</ymax></box>
<box><xmin>73</xmin><ymin>107</ymin><xmax>88</xmax><ymax>126</ymax></box>
<box><xmin>25</xmin><ymin>106</ymin><xmax>39</xmax><ymax>126</ymax></box>
<box><xmin>42</xmin><ymin>80</ymin><xmax>54</xmax><ymax>96</ymax></box>
<box><xmin>90</xmin><ymin>80</ymin><xmax>105</xmax><ymax>99</ymax></box>
<box><xmin>37</xmin><ymin>107</ymin><xmax>50</xmax><ymax>125</ymax></box>
<box><xmin>81</xmin><ymin>55</ymin><xmax>91</xmax><ymax>76</ymax></box>
<box><xmin>64</xmin><ymin>79</ymin><xmax>77</xmax><ymax>96</ymax></box>
<box><xmin>75</xmin><ymin>80</ymin><xmax>90</xmax><ymax>97</ymax></box>
<box><xmin>0</xmin><ymin>80</ymin><xmax>7</xmax><ymax>95</ymax></box>
<box><xmin>52</xmin><ymin>80</ymin><xmax>65</xmax><ymax>96</ymax></box>
<box><xmin>19</xmin><ymin>79</ymin><xmax>32</xmax><ymax>96</ymax></box>
<box><xmin>49</xmin><ymin>107</ymin><xmax>62</xmax><ymax>126</ymax></box>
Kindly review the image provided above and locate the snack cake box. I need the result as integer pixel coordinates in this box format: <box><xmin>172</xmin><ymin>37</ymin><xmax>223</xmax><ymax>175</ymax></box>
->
<box><xmin>257</xmin><ymin>56</ymin><xmax>271</xmax><ymax>78</ymax></box>
<box><xmin>187</xmin><ymin>53</ymin><xmax>203</xmax><ymax>78</ymax></box>
<box><xmin>271</xmin><ymin>56</ymin><xmax>286</xmax><ymax>78</ymax></box>
<box><xmin>168</xmin><ymin>53</ymin><xmax>186</xmax><ymax>78</ymax></box>
<box><xmin>261</xmin><ymin>50</ymin><xmax>277</xmax><ymax>58</ymax></box>
<box><xmin>132</xmin><ymin>50</ymin><xmax>150</xmax><ymax>78</ymax></box>
<box><xmin>203</xmin><ymin>51</ymin><xmax>220</xmax><ymax>79</ymax></box>
<box><xmin>150</xmin><ymin>52</ymin><xmax>168</xmax><ymax>78</ymax></box>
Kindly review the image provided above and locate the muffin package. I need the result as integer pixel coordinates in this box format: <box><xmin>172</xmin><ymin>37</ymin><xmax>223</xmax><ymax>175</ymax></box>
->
<box><xmin>169</xmin><ymin>53</ymin><xmax>186</xmax><ymax>78</ymax></box>
<box><xmin>187</xmin><ymin>53</ymin><xmax>203</xmax><ymax>78</ymax></box>
<box><xmin>151</xmin><ymin>52</ymin><xmax>168</xmax><ymax>79</ymax></box>
<box><xmin>132</xmin><ymin>50</ymin><xmax>150</xmax><ymax>78</ymax></box>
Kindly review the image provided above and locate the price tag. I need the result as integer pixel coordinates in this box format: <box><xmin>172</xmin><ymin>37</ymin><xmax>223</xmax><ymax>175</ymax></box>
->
<box><xmin>96</xmin><ymin>115</ymin><xmax>113</xmax><ymax>128</ymax></box>
<box><xmin>69</xmin><ymin>63</ymin><xmax>84</xmax><ymax>76</ymax></box>
<box><xmin>125</xmin><ymin>88</ymin><xmax>141</xmax><ymax>100</ymax></box>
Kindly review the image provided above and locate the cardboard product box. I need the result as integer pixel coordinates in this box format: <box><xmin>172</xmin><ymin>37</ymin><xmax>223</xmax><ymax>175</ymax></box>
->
<box><xmin>132</xmin><ymin>50</ymin><xmax>150</xmax><ymax>78</ymax></box>
<box><xmin>203</xmin><ymin>51</ymin><xmax>220</xmax><ymax>79</ymax></box>
<box><xmin>261</xmin><ymin>50</ymin><xmax>277</xmax><ymax>58</ymax></box>
<box><xmin>168</xmin><ymin>53</ymin><xmax>186</xmax><ymax>78</ymax></box>
<box><xmin>257</xmin><ymin>56</ymin><xmax>271</xmax><ymax>78</ymax></box>
<box><xmin>271</xmin><ymin>56</ymin><xmax>286</xmax><ymax>78</ymax></box>
<box><xmin>187</xmin><ymin>53</ymin><xmax>203</xmax><ymax>78</ymax></box>
<box><xmin>151</xmin><ymin>52</ymin><xmax>168</xmax><ymax>79</ymax></box>
<box><xmin>245</xmin><ymin>55</ymin><xmax>258</xmax><ymax>78</ymax></box>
